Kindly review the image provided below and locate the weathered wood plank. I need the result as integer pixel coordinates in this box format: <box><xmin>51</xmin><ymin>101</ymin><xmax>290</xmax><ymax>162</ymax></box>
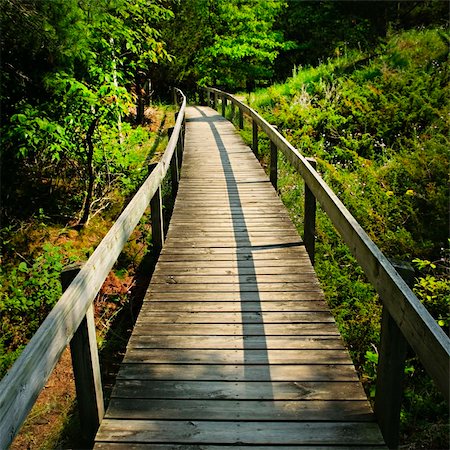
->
<box><xmin>105</xmin><ymin>398</ymin><xmax>374</xmax><ymax>422</ymax></box>
<box><xmin>136</xmin><ymin>311</ymin><xmax>334</xmax><ymax>323</ymax></box>
<box><xmin>95</xmin><ymin>445</ymin><xmax>386</xmax><ymax>450</ymax></box>
<box><xmin>126</xmin><ymin>335</ymin><xmax>343</xmax><ymax>349</ymax></box>
<box><xmin>153</xmin><ymin>266</ymin><xmax>315</xmax><ymax>276</ymax></box>
<box><xmin>144</xmin><ymin>291</ymin><xmax>325</xmax><ymax>301</ymax></box>
<box><xmin>158</xmin><ymin>247</ymin><xmax>305</xmax><ymax>255</ymax></box>
<box><xmin>95</xmin><ymin>420</ymin><xmax>385</xmax><ymax>445</ymax></box>
<box><xmin>123</xmin><ymin>349</ymin><xmax>351</xmax><ymax>364</ymax></box>
<box><xmin>111</xmin><ymin>379</ymin><xmax>366</xmax><ymax>400</ymax></box>
<box><xmin>140</xmin><ymin>301</ymin><xmax>329</xmax><ymax>312</ymax></box>
<box><xmin>132</xmin><ymin>323</ymin><xmax>339</xmax><ymax>336</ymax></box>
<box><xmin>117</xmin><ymin>363</ymin><xmax>360</xmax><ymax>382</ymax></box>
<box><xmin>147</xmin><ymin>283</ymin><xmax>322</xmax><ymax>292</ymax></box>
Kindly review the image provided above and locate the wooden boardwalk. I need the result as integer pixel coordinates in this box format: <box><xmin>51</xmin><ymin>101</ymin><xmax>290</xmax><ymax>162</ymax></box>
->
<box><xmin>94</xmin><ymin>106</ymin><xmax>385</xmax><ymax>448</ymax></box>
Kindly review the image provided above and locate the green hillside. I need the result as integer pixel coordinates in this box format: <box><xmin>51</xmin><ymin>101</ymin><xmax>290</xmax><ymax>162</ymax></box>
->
<box><xmin>240</xmin><ymin>27</ymin><xmax>449</xmax><ymax>446</ymax></box>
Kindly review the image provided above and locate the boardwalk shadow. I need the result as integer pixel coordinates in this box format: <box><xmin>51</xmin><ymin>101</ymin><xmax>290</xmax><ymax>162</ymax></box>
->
<box><xmin>191</xmin><ymin>106</ymin><xmax>274</xmax><ymax>398</ymax></box>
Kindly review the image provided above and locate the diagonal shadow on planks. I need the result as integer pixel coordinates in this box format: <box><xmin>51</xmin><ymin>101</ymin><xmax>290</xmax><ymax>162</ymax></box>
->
<box><xmin>94</xmin><ymin>106</ymin><xmax>386</xmax><ymax>448</ymax></box>
<box><xmin>195</xmin><ymin>105</ymin><xmax>274</xmax><ymax>400</ymax></box>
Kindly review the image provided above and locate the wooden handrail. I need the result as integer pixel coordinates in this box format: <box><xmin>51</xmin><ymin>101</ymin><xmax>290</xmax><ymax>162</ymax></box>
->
<box><xmin>203</xmin><ymin>86</ymin><xmax>450</xmax><ymax>448</ymax></box>
<box><xmin>0</xmin><ymin>88</ymin><xmax>186</xmax><ymax>449</ymax></box>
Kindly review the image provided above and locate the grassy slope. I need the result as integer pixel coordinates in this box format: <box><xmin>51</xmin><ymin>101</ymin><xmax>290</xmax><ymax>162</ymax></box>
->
<box><xmin>238</xmin><ymin>27</ymin><xmax>449</xmax><ymax>448</ymax></box>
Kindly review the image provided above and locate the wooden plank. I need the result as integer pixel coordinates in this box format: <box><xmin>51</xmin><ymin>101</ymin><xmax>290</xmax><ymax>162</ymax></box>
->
<box><xmin>95</xmin><ymin>444</ymin><xmax>386</xmax><ymax>450</ymax></box>
<box><xmin>132</xmin><ymin>323</ymin><xmax>339</xmax><ymax>336</ymax></box>
<box><xmin>126</xmin><ymin>336</ymin><xmax>343</xmax><ymax>350</ymax></box>
<box><xmin>153</xmin><ymin>266</ymin><xmax>314</xmax><ymax>276</ymax></box>
<box><xmin>95</xmin><ymin>420</ymin><xmax>385</xmax><ymax>445</ymax></box>
<box><xmin>150</xmin><ymin>275</ymin><xmax>319</xmax><ymax>285</ymax></box>
<box><xmin>155</xmin><ymin>259</ymin><xmax>313</xmax><ymax>268</ymax></box>
<box><xmin>123</xmin><ymin>349</ymin><xmax>351</xmax><ymax>364</ymax></box>
<box><xmin>111</xmin><ymin>379</ymin><xmax>367</xmax><ymax>400</ymax></box>
<box><xmin>136</xmin><ymin>311</ymin><xmax>334</xmax><ymax>323</ymax></box>
<box><xmin>117</xmin><ymin>363</ymin><xmax>360</xmax><ymax>382</ymax></box>
<box><xmin>105</xmin><ymin>398</ymin><xmax>374</xmax><ymax>422</ymax></box>
<box><xmin>140</xmin><ymin>301</ymin><xmax>329</xmax><ymax>312</ymax></box>
<box><xmin>162</xmin><ymin>240</ymin><xmax>303</xmax><ymax>249</ymax></box>
<box><xmin>147</xmin><ymin>283</ymin><xmax>321</xmax><ymax>292</ymax></box>
<box><xmin>144</xmin><ymin>292</ymin><xmax>325</xmax><ymax>301</ymax></box>
<box><xmin>158</xmin><ymin>247</ymin><xmax>305</xmax><ymax>255</ymax></box>
<box><xmin>165</xmin><ymin>231</ymin><xmax>301</xmax><ymax>238</ymax></box>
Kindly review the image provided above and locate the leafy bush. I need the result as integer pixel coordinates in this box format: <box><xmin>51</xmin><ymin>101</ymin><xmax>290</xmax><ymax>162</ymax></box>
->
<box><xmin>0</xmin><ymin>243</ymin><xmax>79</xmax><ymax>377</ymax></box>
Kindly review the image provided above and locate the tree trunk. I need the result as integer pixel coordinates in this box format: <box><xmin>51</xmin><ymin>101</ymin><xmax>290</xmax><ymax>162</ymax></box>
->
<box><xmin>79</xmin><ymin>117</ymin><xmax>99</xmax><ymax>227</ymax></box>
<box><xmin>135</xmin><ymin>70</ymin><xmax>145</xmax><ymax>125</ymax></box>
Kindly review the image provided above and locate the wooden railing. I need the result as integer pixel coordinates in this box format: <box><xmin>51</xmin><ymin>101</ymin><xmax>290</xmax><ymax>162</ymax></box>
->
<box><xmin>0</xmin><ymin>88</ymin><xmax>186</xmax><ymax>449</ymax></box>
<box><xmin>201</xmin><ymin>86</ymin><xmax>450</xmax><ymax>449</ymax></box>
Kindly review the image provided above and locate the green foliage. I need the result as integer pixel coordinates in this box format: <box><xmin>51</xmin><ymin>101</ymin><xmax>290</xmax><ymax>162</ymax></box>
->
<box><xmin>250</xmin><ymin>27</ymin><xmax>449</xmax><ymax>258</ymax></box>
<box><xmin>161</xmin><ymin>0</ymin><xmax>290</xmax><ymax>90</ymax></box>
<box><xmin>0</xmin><ymin>243</ymin><xmax>85</xmax><ymax>377</ymax></box>
<box><xmin>242</xmin><ymin>26</ymin><xmax>449</xmax><ymax>446</ymax></box>
<box><xmin>273</xmin><ymin>0</ymin><xmax>449</xmax><ymax>78</ymax></box>
<box><xmin>413</xmin><ymin>252</ymin><xmax>450</xmax><ymax>330</ymax></box>
<box><xmin>1</xmin><ymin>0</ymin><xmax>172</xmax><ymax>224</ymax></box>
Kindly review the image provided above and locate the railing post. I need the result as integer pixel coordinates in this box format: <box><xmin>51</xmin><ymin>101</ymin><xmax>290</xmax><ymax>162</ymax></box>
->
<box><xmin>150</xmin><ymin>167</ymin><xmax>164</xmax><ymax>256</ymax></box>
<box><xmin>252</xmin><ymin>120</ymin><xmax>258</xmax><ymax>157</ymax></box>
<box><xmin>213</xmin><ymin>92</ymin><xmax>217</xmax><ymax>110</ymax></box>
<box><xmin>375</xmin><ymin>262</ymin><xmax>413</xmax><ymax>449</ymax></box>
<box><xmin>222</xmin><ymin>95</ymin><xmax>227</xmax><ymax>117</ymax></box>
<box><xmin>239</xmin><ymin>108</ymin><xmax>244</xmax><ymax>129</ymax></box>
<box><xmin>168</xmin><ymin>127</ymin><xmax>179</xmax><ymax>199</ymax></box>
<box><xmin>207</xmin><ymin>90</ymin><xmax>211</xmax><ymax>108</ymax></box>
<box><xmin>270</xmin><ymin>137</ymin><xmax>278</xmax><ymax>190</ymax></box>
<box><xmin>180</xmin><ymin>115</ymin><xmax>185</xmax><ymax>167</ymax></box>
<box><xmin>173</xmin><ymin>87</ymin><xmax>177</xmax><ymax>106</ymax></box>
<box><xmin>230</xmin><ymin>102</ymin><xmax>235</xmax><ymax>123</ymax></box>
<box><xmin>304</xmin><ymin>158</ymin><xmax>317</xmax><ymax>266</ymax></box>
<box><xmin>61</xmin><ymin>266</ymin><xmax>104</xmax><ymax>445</ymax></box>
<box><xmin>375</xmin><ymin>307</ymin><xmax>408</xmax><ymax>449</ymax></box>
<box><xmin>199</xmin><ymin>88</ymin><xmax>205</xmax><ymax>106</ymax></box>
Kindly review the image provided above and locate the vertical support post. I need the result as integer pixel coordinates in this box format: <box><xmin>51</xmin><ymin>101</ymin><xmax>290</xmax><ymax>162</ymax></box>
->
<box><xmin>252</xmin><ymin>120</ymin><xmax>258</xmax><ymax>157</ymax></box>
<box><xmin>221</xmin><ymin>95</ymin><xmax>227</xmax><ymax>117</ymax></box>
<box><xmin>180</xmin><ymin>114</ymin><xmax>185</xmax><ymax>166</ymax></box>
<box><xmin>173</xmin><ymin>87</ymin><xmax>177</xmax><ymax>106</ymax></box>
<box><xmin>177</xmin><ymin>130</ymin><xmax>183</xmax><ymax>171</ymax></box>
<box><xmin>375</xmin><ymin>262</ymin><xmax>412</xmax><ymax>449</ymax></box>
<box><xmin>150</xmin><ymin>185</ymin><xmax>164</xmax><ymax>256</ymax></box>
<box><xmin>168</xmin><ymin>127</ymin><xmax>179</xmax><ymax>198</ymax></box>
<box><xmin>61</xmin><ymin>267</ymin><xmax>104</xmax><ymax>445</ymax></box>
<box><xmin>239</xmin><ymin>108</ymin><xmax>244</xmax><ymax>129</ymax></box>
<box><xmin>230</xmin><ymin>102</ymin><xmax>235</xmax><ymax>123</ymax></box>
<box><xmin>375</xmin><ymin>307</ymin><xmax>408</xmax><ymax>449</ymax></box>
<box><xmin>270</xmin><ymin>139</ymin><xmax>278</xmax><ymax>190</ymax></box>
<box><xmin>304</xmin><ymin>157</ymin><xmax>317</xmax><ymax>266</ymax></box>
<box><xmin>213</xmin><ymin>92</ymin><xmax>217</xmax><ymax>110</ymax></box>
<box><xmin>207</xmin><ymin>90</ymin><xmax>211</xmax><ymax>107</ymax></box>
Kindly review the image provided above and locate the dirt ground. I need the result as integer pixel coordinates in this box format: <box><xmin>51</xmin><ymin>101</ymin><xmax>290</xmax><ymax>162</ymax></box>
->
<box><xmin>11</xmin><ymin>349</ymin><xmax>76</xmax><ymax>450</ymax></box>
